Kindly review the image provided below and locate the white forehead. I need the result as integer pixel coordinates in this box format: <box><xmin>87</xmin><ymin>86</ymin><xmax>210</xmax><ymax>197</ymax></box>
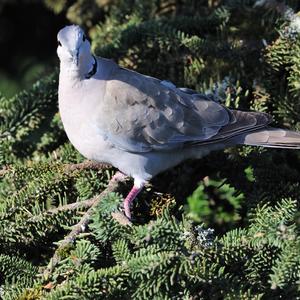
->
<box><xmin>57</xmin><ymin>25</ymin><xmax>84</xmax><ymax>49</ymax></box>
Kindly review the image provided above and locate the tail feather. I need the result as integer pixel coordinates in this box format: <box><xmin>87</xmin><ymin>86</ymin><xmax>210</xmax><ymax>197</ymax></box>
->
<box><xmin>237</xmin><ymin>127</ymin><xmax>300</xmax><ymax>149</ymax></box>
<box><xmin>188</xmin><ymin>109</ymin><xmax>300</xmax><ymax>150</ymax></box>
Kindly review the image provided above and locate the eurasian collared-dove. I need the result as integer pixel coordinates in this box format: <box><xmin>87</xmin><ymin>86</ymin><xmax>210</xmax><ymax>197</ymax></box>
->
<box><xmin>57</xmin><ymin>25</ymin><xmax>300</xmax><ymax>219</ymax></box>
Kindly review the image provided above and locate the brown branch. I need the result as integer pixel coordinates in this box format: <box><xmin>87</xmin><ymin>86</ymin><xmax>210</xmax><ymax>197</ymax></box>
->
<box><xmin>63</xmin><ymin>160</ymin><xmax>112</xmax><ymax>173</ymax></box>
<box><xmin>29</xmin><ymin>198</ymin><xmax>97</xmax><ymax>223</ymax></box>
<box><xmin>43</xmin><ymin>175</ymin><xmax>130</xmax><ymax>279</ymax></box>
<box><xmin>111</xmin><ymin>211</ymin><xmax>133</xmax><ymax>226</ymax></box>
<box><xmin>0</xmin><ymin>160</ymin><xmax>111</xmax><ymax>178</ymax></box>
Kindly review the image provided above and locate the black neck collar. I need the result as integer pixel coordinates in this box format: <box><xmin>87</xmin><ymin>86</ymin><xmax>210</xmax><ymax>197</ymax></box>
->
<box><xmin>85</xmin><ymin>55</ymin><xmax>97</xmax><ymax>79</ymax></box>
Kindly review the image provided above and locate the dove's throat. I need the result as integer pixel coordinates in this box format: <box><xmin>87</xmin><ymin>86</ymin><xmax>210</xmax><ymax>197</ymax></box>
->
<box><xmin>60</xmin><ymin>53</ymin><xmax>95</xmax><ymax>80</ymax></box>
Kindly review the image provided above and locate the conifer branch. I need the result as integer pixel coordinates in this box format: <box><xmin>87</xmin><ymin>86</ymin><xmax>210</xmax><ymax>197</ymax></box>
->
<box><xmin>0</xmin><ymin>160</ymin><xmax>111</xmax><ymax>178</ymax></box>
<box><xmin>43</xmin><ymin>174</ymin><xmax>129</xmax><ymax>278</ymax></box>
<box><xmin>63</xmin><ymin>160</ymin><xmax>112</xmax><ymax>173</ymax></box>
<box><xmin>29</xmin><ymin>198</ymin><xmax>97</xmax><ymax>223</ymax></box>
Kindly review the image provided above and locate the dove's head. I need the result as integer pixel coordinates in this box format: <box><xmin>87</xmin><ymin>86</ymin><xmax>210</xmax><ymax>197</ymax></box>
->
<box><xmin>57</xmin><ymin>25</ymin><xmax>91</xmax><ymax>68</ymax></box>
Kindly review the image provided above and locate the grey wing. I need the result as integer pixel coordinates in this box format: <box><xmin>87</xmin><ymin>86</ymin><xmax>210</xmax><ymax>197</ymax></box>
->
<box><xmin>101</xmin><ymin>67</ymin><xmax>270</xmax><ymax>153</ymax></box>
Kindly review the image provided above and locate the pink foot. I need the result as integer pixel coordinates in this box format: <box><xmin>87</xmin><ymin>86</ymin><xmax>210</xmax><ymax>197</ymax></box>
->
<box><xmin>124</xmin><ymin>185</ymin><xmax>143</xmax><ymax>219</ymax></box>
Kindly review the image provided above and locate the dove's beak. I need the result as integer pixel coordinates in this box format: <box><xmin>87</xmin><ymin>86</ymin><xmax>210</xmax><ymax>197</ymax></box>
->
<box><xmin>71</xmin><ymin>50</ymin><xmax>79</xmax><ymax>66</ymax></box>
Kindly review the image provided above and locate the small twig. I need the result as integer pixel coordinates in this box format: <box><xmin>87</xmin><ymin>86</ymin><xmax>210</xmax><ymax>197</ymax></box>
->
<box><xmin>0</xmin><ymin>160</ymin><xmax>111</xmax><ymax>178</ymax></box>
<box><xmin>63</xmin><ymin>160</ymin><xmax>112</xmax><ymax>173</ymax></box>
<box><xmin>29</xmin><ymin>198</ymin><xmax>97</xmax><ymax>223</ymax></box>
<box><xmin>111</xmin><ymin>211</ymin><xmax>133</xmax><ymax>226</ymax></box>
<box><xmin>43</xmin><ymin>175</ymin><xmax>129</xmax><ymax>279</ymax></box>
<box><xmin>0</xmin><ymin>166</ymin><xmax>10</xmax><ymax>177</ymax></box>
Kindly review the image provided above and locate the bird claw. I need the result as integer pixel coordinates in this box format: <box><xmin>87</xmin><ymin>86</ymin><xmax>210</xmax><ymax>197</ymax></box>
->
<box><xmin>112</xmin><ymin>171</ymin><xmax>127</xmax><ymax>182</ymax></box>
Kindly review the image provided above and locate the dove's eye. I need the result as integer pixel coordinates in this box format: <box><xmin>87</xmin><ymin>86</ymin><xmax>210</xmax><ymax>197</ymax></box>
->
<box><xmin>58</xmin><ymin>40</ymin><xmax>62</xmax><ymax>47</ymax></box>
<box><xmin>83</xmin><ymin>35</ymin><xmax>86</xmax><ymax>42</ymax></box>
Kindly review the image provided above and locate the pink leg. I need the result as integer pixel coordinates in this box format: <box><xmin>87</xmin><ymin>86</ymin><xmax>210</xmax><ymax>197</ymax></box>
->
<box><xmin>111</xmin><ymin>171</ymin><xmax>145</xmax><ymax>219</ymax></box>
<box><xmin>124</xmin><ymin>185</ymin><xmax>143</xmax><ymax>219</ymax></box>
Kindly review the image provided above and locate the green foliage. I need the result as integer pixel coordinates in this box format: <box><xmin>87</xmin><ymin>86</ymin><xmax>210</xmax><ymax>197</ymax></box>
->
<box><xmin>186</xmin><ymin>177</ymin><xmax>244</xmax><ymax>231</ymax></box>
<box><xmin>0</xmin><ymin>72</ymin><xmax>61</xmax><ymax>164</ymax></box>
<box><xmin>1</xmin><ymin>0</ymin><xmax>300</xmax><ymax>299</ymax></box>
<box><xmin>14</xmin><ymin>199</ymin><xmax>298</xmax><ymax>299</ymax></box>
<box><xmin>0</xmin><ymin>254</ymin><xmax>38</xmax><ymax>296</ymax></box>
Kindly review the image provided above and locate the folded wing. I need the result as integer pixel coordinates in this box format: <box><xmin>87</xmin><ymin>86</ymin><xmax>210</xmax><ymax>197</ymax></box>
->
<box><xmin>100</xmin><ymin>66</ymin><xmax>271</xmax><ymax>152</ymax></box>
